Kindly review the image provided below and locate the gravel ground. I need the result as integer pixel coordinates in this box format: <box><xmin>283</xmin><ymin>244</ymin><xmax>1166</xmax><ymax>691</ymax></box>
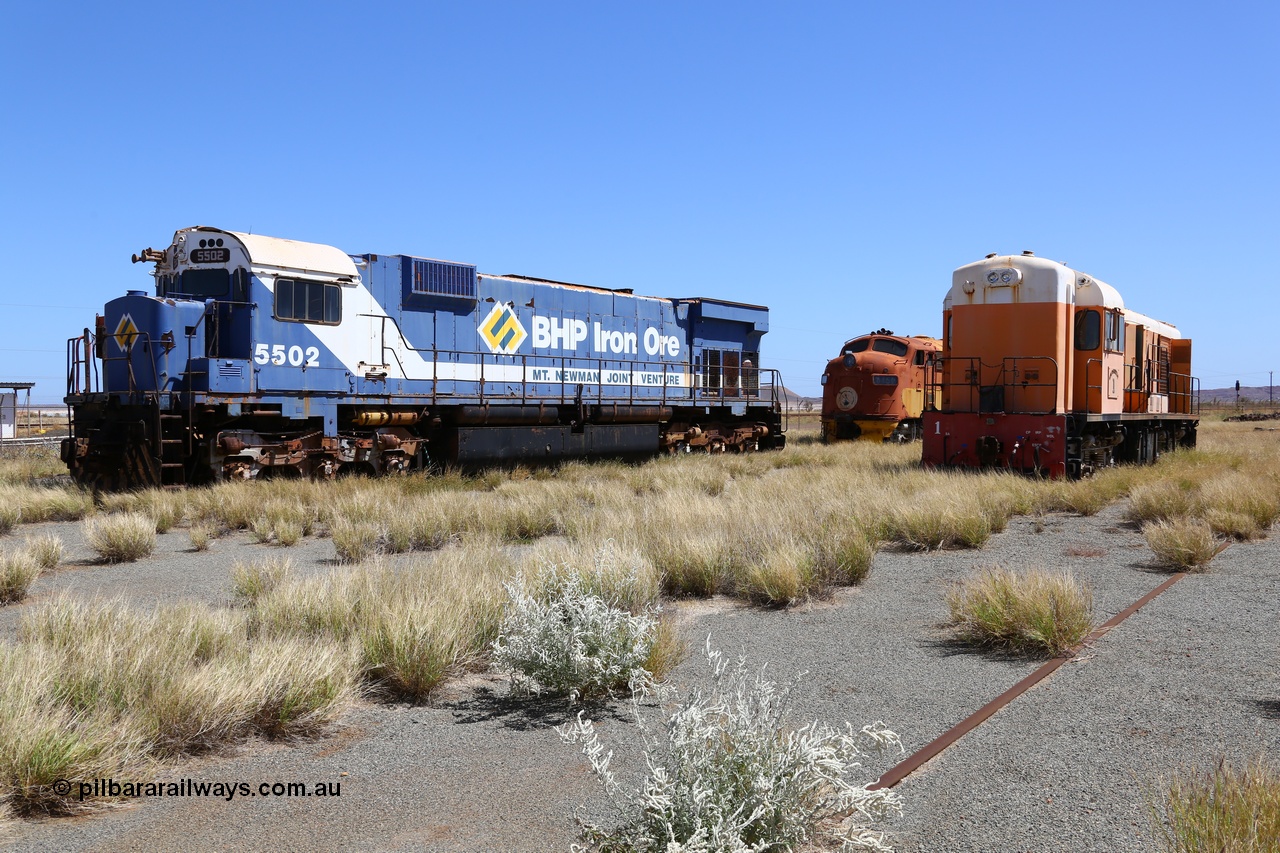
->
<box><xmin>1</xmin><ymin>503</ymin><xmax>1277</xmax><ymax>852</ymax></box>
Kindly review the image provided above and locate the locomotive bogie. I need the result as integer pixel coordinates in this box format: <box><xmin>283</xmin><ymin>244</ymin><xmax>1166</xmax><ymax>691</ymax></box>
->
<box><xmin>65</xmin><ymin>227</ymin><xmax>786</xmax><ymax>488</ymax></box>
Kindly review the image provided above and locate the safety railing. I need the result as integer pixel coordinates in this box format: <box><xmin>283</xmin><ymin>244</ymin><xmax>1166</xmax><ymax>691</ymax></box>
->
<box><xmin>1168</xmin><ymin>372</ymin><xmax>1200</xmax><ymax>415</ymax></box>
<box><xmin>925</xmin><ymin>356</ymin><xmax>1060</xmax><ymax>415</ymax></box>
<box><xmin>366</xmin><ymin>313</ymin><xmax>785</xmax><ymax>415</ymax></box>
<box><xmin>66</xmin><ymin>330</ymin><xmax>98</xmax><ymax>396</ymax></box>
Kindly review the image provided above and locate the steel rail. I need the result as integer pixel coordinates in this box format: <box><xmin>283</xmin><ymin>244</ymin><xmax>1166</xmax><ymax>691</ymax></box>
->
<box><xmin>868</xmin><ymin>554</ymin><xmax>1228</xmax><ymax>790</ymax></box>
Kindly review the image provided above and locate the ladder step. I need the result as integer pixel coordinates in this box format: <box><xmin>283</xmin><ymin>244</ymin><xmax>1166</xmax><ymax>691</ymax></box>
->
<box><xmin>160</xmin><ymin>463</ymin><xmax>184</xmax><ymax>469</ymax></box>
<box><xmin>160</xmin><ymin>439</ymin><xmax>183</xmax><ymax>444</ymax></box>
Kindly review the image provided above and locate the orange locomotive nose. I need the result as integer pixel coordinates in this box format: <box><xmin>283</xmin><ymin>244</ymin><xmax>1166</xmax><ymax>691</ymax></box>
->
<box><xmin>821</xmin><ymin>332</ymin><xmax>941</xmax><ymax>443</ymax></box>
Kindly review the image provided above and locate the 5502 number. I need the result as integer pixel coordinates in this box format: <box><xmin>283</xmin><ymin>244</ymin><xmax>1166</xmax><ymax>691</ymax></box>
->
<box><xmin>253</xmin><ymin>344</ymin><xmax>320</xmax><ymax>367</ymax></box>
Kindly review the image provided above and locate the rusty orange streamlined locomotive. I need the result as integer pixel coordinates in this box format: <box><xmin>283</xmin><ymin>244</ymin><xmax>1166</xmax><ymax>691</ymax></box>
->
<box><xmin>820</xmin><ymin>330</ymin><xmax>941</xmax><ymax>442</ymax></box>
<box><xmin>922</xmin><ymin>252</ymin><xmax>1198</xmax><ymax>478</ymax></box>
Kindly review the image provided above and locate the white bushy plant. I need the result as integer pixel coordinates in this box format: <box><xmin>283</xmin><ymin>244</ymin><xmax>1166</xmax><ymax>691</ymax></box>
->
<box><xmin>559</xmin><ymin>640</ymin><xmax>905</xmax><ymax>852</ymax></box>
<box><xmin>492</xmin><ymin>555</ymin><xmax>658</xmax><ymax>701</ymax></box>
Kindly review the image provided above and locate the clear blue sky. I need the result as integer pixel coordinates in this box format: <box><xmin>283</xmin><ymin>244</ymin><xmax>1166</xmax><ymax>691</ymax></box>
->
<box><xmin>2</xmin><ymin>1</ymin><xmax>1276</xmax><ymax>401</ymax></box>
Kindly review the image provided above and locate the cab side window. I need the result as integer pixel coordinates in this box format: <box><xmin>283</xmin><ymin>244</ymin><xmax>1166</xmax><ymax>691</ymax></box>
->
<box><xmin>1075</xmin><ymin>310</ymin><xmax>1100</xmax><ymax>350</ymax></box>
<box><xmin>1104</xmin><ymin>310</ymin><xmax>1124</xmax><ymax>352</ymax></box>
<box><xmin>276</xmin><ymin>279</ymin><xmax>341</xmax><ymax>325</ymax></box>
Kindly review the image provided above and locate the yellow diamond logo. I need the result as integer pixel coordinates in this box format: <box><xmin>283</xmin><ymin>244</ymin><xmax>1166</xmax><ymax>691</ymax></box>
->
<box><xmin>114</xmin><ymin>314</ymin><xmax>140</xmax><ymax>352</ymax></box>
<box><xmin>478</xmin><ymin>303</ymin><xmax>527</xmax><ymax>355</ymax></box>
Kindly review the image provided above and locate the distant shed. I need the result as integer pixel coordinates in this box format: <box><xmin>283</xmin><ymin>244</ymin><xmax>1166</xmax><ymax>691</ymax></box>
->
<box><xmin>0</xmin><ymin>382</ymin><xmax>35</xmax><ymax>440</ymax></box>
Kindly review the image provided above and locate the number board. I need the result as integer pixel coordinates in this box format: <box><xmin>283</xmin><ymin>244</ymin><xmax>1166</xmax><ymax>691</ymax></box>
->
<box><xmin>191</xmin><ymin>248</ymin><xmax>231</xmax><ymax>264</ymax></box>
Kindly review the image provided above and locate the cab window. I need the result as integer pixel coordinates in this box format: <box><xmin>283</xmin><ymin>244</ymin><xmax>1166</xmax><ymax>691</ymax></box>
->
<box><xmin>276</xmin><ymin>279</ymin><xmax>341</xmax><ymax>325</ymax></box>
<box><xmin>1075</xmin><ymin>310</ymin><xmax>1100</xmax><ymax>351</ymax></box>
<box><xmin>872</xmin><ymin>338</ymin><xmax>909</xmax><ymax>357</ymax></box>
<box><xmin>842</xmin><ymin>338</ymin><xmax>870</xmax><ymax>354</ymax></box>
<box><xmin>173</xmin><ymin>269</ymin><xmax>229</xmax><ymax>298</ymax></box>
<box><xmin>1105</xmin><ymin>310</ymin><xmax>1124</xmax><ymax>352</ymax></box>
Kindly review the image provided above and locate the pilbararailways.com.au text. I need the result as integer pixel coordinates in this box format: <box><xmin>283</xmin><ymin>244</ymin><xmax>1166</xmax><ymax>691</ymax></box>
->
<box><xmin>54</xmin><ymin>778</ymin><xmax>342</xmax><ymax>802</ymax></box>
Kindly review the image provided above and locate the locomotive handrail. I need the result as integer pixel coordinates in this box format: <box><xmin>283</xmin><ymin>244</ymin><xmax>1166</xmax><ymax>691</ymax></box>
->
<box><xmin>93</xmin><ymin>331</ymin><xmax>166</xmax><ymax>405</ymax></box>
<box><xmin>1167</xmin><ymin>371</ymin><xmax>1199</xmax><ymax>415</ymax></box>
<box><xmin>925</xmin><ymin>355</ymin><xmax>1059</xmax><ymax>415</ymax></box>
<box><xmin>66</xmin><ymin>331</ymin><xmax>97</xmax><ymax>396</ymax></box>
<box><xmin>363</xmin><ymin>312</ymin><xmax>778</xmax><ymax>414</ymax></box>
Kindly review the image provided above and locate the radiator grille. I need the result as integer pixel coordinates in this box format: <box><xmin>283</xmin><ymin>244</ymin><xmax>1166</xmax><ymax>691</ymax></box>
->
<box><xmin>405</xmin><ymin>258</ymin><xmax>477</xmax><ymax>300</ymax></box>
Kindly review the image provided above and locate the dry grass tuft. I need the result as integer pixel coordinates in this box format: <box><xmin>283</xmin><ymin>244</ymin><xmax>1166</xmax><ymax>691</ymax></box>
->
<box><xmin>1158</xmin><ymin>758</ymin><xmax>1280</xmax><ymax>853</ymax></box>
<box><xmin>251</xmin><ymin>549</ymin><xmax>507</xmax><ymax>701</ymax></box>
<box><xmin>0</xmin><ymin>550</ymin><xmax>43</xmax><ymax>604</ymax></box>
<box><xmin>883</xmin><ymin>506</ymin><xmax>992</xmax><ymax>551</ymax></box>
<box><xmin>0</xmin><ymin>504</ymin><xmax>19</xmax><ymax>535</ymax></box>
<box><xmin>741</xmin><ymin>541</ymin><xmax>813</xmax><ymax>607</ymax></box>
<box><xmin>83</xmin><ymin>513</ymin><xmax>156</xmax><ymax>563</ymax></box>
<box><xmin>2</xmin><ymin>596</ymin><xmax>357</xmax><ymax>813</ymax></box>
<box><xmin>231</xmin><ymin>557</ymin><xmax>292</xmax><ymax>604</ymax></box>
<box><xmin>1144</xmin><ymin>520</ymin><xmax>1221</xmax><ymax>571</ymax></box>
<box><xmin>1127</xmin><ymin>481</ymin><xmax>1197</xmax><ymax>525</ymax></box>
<box><xmin>331</xmin><ymin>519</ymin><xmax>381</xmax><ymax>563</ymax></box>
<box><xmin>6</xmin><ymin>487</ymin><xmax>95</xmax><ymax>524</ymax></box>
<box><xmin>188</xmin><ymin>522</ymin><xmax>217</xmax><ymax>551</ymax></box>
<box><xmin>642</xmin><ymin>614</ymin><xmax>688</xmax><ymax>682</ymax></box>
<box><xmin>23</xmin><ymin>534</ymin><xmax>63</xmax><ymax>571</ymax></box>
<box><xmin>946</xmin><ymin>566</ymin><xmax>1095</xmax><ymax>656</ymax></box>
<box><xmin>810</xmin><ymin>522</ymin><xmax>877</xmax><ymax>587</ymax></box>
<box><xmin>0</xmin><ymin>644</ymin><xmax>148</xmax><ymax>815</ymax></box>
<box><xmin>1198</xmin><ymin>476</ymin><xmax>1280</xmax><ymax>540</ymax></box>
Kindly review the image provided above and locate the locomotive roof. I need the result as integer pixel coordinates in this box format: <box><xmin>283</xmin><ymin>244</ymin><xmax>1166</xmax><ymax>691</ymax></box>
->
<box><xmin>481</xmin><ymin>274</ymin><xmax>767</xmax><ymax>311</ymax></box>
<box><xmin>184</xmin><ymin>227</ymin><xmax>360</xmax><ymax>281</ymax></box>
<box><xmin>484</xmin><ymin>272</ymin><xmax>641</xmax><ymax>296</ymax></box>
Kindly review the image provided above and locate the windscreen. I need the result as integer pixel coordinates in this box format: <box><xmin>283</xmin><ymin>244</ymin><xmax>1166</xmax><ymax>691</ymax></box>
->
<box><xmin>173</xmin><ymin>269</ymin><xmax>230</xmax><ymax>298</ymax></box>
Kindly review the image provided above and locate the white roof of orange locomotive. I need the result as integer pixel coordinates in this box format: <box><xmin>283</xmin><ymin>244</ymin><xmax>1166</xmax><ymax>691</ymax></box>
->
<box><xmin>1122</xmin><ymin>309</ymin><xmax>1181</xmax><ymax>339</ymax></box>
<box><xmin>945</xmin><ymin>252</ymin><xmax>1183</xmax><ymax>339</ymax></box>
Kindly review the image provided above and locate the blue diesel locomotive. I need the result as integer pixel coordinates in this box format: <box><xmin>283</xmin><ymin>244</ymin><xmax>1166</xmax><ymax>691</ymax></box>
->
<box><xmin>64</xmin><ymin>226</ymin><xmax>786</xmax><ymax>488</ymax></box>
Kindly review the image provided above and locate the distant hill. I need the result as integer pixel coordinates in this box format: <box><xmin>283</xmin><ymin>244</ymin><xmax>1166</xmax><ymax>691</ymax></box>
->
<box><xmin>762</xmin><ymin>384</ymin><xmax>822</xmax><ymax>411</ymax></box>
<box><xmin>1202</xmin><ymin>385</ymin><xmax>1277</xmax><ymax>405</ymax></box>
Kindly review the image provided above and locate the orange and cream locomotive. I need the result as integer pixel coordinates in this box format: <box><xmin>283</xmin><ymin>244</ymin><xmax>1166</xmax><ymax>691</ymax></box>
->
<box><xmin>922</xmin><ymin>252</ymin><xmax>1198</xmax><ymax>477</ymax></box>
<box><xmin>821</xmin><ymin>330</ymin><xmax>941</xmax><ymax>442</ymax></box>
